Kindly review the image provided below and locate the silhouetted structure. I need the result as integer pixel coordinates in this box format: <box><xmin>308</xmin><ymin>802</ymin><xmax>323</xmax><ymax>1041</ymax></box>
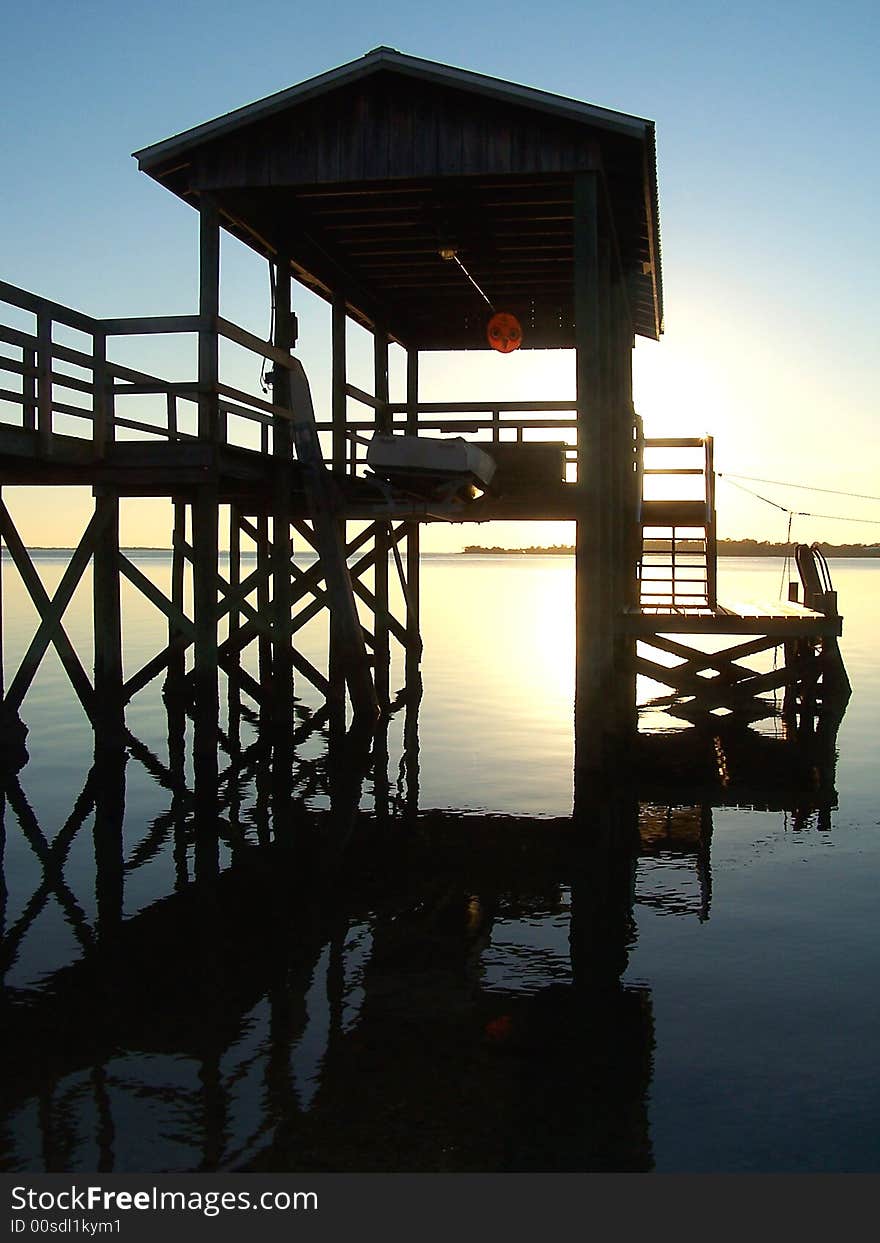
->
<box><xmin>0</xmin><ymin>49</ymin><xmax>849</xmax><ymax>781</ymax></box>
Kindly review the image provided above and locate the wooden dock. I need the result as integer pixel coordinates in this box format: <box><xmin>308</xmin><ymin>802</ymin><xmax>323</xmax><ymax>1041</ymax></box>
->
<box><xmin>0</xmin><ymin>48</ymin><xmax>849</xmax><ymax>780</ymax></box>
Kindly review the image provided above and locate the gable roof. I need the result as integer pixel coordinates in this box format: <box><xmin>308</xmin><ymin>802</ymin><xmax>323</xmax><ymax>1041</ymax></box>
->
<box><xmin>134</xmin><ymin>46</ymin><xmax>653</xmax><ymax>168</ymax></box>
<box><xmin>134</xmin><ymin>49</ymin><xmax>662</xmax><ymax>345</ymax></box>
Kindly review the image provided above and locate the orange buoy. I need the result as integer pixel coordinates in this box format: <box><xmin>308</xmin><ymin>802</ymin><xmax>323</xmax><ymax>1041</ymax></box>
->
<box><xmin>487</xmin><ymin>311</ymin><xmax>522</xmax><ymax>353</ymax></box>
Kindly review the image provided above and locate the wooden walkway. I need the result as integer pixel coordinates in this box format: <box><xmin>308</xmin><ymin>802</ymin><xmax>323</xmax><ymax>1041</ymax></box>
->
<box><xmin>623</xmin><ymin>598</ymin><xmax>843</xmax><ymax>637</ymax></box>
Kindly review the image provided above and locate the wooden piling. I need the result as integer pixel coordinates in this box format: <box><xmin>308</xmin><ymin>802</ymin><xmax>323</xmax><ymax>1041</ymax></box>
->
<box><xmin>573</xmin><ymin>171</ymin><xmax>613</xmax><ymax>775</ymax></box>
<box><xmin>198</xmin><ymin>194</ymin><xmax>221</xmax><ymax>443</ymax></box>
<box><xmin>329</xmin><ymin>293</ymin><xmax>348</xmax><ymax>718</ymax></box>
<box><xmin>373</xmin><ymin>327</ymin><xmax>391</xmax><ymax>709</ymax></box>
<box><xmin>271</xmin><ymin>255</ymin><xmax>294</xmax><ymax>728</ymax></box>
<box><xmin>92</xmin><ymin>740</ymin><xmax>126</xmax><ymax>944</ymax></box>
<box><xmin>405</xmin><ymin>347</ymin><xmax>421</xmax><ymax>690</ymax></box>
<box><xmin>164</xmin><ymin>499</ymin><xmax>187</xmax><ymax>703</ymax></box>
<box><xmin>92</xmin><ymin>491</ymin><xmax>123</xmax><ymax>739</ymax></box>
<box><xmin>192</xmin><ymin>485</ymin><xmax>219</xmax><ymax>771</ymax></box>
<box><xmin>227</xmin><ymin>503</ymin><xmax>242</xmax><ymax>735</ymax></box>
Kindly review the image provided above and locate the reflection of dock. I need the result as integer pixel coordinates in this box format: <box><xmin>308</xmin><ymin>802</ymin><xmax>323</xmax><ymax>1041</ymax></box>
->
<box><xmin>0</xmin><ymin>681</ymin><xmax>842</xmax><ymax>1171</ymax></box>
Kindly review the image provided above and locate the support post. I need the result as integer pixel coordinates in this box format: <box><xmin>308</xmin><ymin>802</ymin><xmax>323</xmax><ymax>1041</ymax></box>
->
<box><xmin>164</xmin><ymin>500</ymin><xmax>187</xmax><ymax>703</ymax></box>
<box><xmin>92</xmin><ymin>740</ymin><xmax>126</xmax><ymax>946</ymax></box>
<box><xmin>92</xmin><ymin>491</ymin><xmax>123</xmax><ymax>741</ymax></box>
<box><xmin>257</xmin><ymin>515</ymin><xmax>272</xmax><ymax>687</ymax></box>
<box><xmin>373</xmin><ymin>327</ymin><xmax>391</xmax><ymax>709</ymax></box>
<box><xmin>573</xmin><ymin>171</ymin><xmax>613</xmax><ymax>777</ymax></box>
<box><xmin>331</xmin><ymin>294</ymin><xmax>347</xmax><ymax>477</ymax></box>
<box><xmin>405</xmin><ymin>347</ymin><xmax>421</xmax><ymax>692</ymax></box>
<box><xmin>227</xmin><ymin>504</ymin><xmax>241</xmax><ymax>735</ymax></box>
<box><xmin>271</xmin><ymin>256</ymin><xmax>295</xmax><ymax>729</ymax></box>
<box><xmin>92</xmin><ymin>329</ymin><xmax>110</xmax><ymax>457</ymax></box>
<box><xmin>192</xmin><ymin>487</ymin><xmax>219</xmax><ymax>730</ymax></box>
<box><xmin>198</xmin><ymin>194</ymin><xmax>221</xmax><ymax>443</ymax></box>
<box><xmin>329</xmin><ymin>295</ymin><xmax>347</xmax><ymax>723</ymax></box>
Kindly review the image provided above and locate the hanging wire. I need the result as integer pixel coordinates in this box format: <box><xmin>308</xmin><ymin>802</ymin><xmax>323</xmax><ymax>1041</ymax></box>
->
<box><xmin>718</xmin><ymin>476</ymin><xmax>880</xmax><ymax>525</ymax></box>
<box><xmin>450</xmin><ymin>254</ymin><xmax>496</xmax><ymax>311</ymax></box>
<box><xmin>260</xmin><ymin>259</ymin><xmax>277</xmax><ymax>394</ymax></box>
<box><xmin>720</xmin><ymin>473</ymin><xmax>880</xmax><ymax>503</ymax></box>
<box><xmin>779</xmin><ymin>511</ymin><xmax>794</xmax><ymax>600</ymax></box>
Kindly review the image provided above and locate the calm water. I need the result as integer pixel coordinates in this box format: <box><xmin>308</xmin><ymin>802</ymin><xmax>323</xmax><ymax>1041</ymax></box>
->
<box><xmin>0</xmin><ymin>553</ymin><xmax>878</xmax><ymax>1172</ymax></box>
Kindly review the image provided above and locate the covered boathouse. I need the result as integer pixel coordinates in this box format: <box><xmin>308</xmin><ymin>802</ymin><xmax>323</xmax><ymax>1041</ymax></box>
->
<box><xmin>0</xmin><ymin>48</ymin><xmax>847</xmax><ymax>781</ymax></box>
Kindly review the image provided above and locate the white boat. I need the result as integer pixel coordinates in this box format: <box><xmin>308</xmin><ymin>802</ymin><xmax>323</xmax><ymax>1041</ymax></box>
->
<box><xmin>366</xmin><ymin>433</ymin><xmax>497</xmax><ymax>498</ymax></box>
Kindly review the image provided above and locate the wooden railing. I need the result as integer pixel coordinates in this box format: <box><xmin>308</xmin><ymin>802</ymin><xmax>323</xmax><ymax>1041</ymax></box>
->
<box><xmin>1</xmin><ymin>280</ymin><xmax>601</xmax><ymax>480</ymax></box>
<box><xmin>336</xmin><ymin>394</ymin><xmax>580</xmax><ymax>479</ymax></box>
<box><xmin>0</xmin><ymin>280</ymin><xmax>304</xmax><ymax>459</ymax></box>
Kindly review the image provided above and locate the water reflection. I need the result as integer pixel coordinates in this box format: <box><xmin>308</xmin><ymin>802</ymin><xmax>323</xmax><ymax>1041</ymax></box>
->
<box><xmin>0</xmin><ymin>679</ymin><xmax>841</xmax><ymax>1173</ymax></box>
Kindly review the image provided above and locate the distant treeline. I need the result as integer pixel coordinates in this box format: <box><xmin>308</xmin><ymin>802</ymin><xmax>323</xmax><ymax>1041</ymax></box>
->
<box><xmin>463</xmin><ymin>544</ymin><xmax>574</xmax><ymax>555</ymax></box>
<box><xmin>463</xmin><ymin>541</ymin><xmax>880</xmax><ymax>557</ymax></box>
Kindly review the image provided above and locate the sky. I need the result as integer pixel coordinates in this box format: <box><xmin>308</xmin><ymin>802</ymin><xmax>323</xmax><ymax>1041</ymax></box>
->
<box><xmin>1</xmin><ymin>0</ymin><xmax>878</xmax><ymax>550</ymax></box>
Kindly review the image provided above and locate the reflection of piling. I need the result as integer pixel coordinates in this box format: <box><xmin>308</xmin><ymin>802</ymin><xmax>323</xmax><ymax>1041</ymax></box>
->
<box><xmin>0</xmin><ymin>791</ymin><xmax>6</xmax><ymax>950</ymax></box>
<box><xmin>92</xmin><ymin>738</ymin><xmax>126</xmax><ymax>945</ymax></box>
<box><xmin>570</xmin><ymin>787</ymin><xmax>639</xmax><ymax>990</ymax></box>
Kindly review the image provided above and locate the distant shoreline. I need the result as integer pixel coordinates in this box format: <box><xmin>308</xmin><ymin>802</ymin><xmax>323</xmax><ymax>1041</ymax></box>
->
<box><xmin>5</xmin><ymin>542</ymin><xmax>879</xmax><ymax>559</ymax></box>
<box><xmin>462</xmin><ymin>542</ymin><xmax>880</xmax><ymax>558</ymax></box>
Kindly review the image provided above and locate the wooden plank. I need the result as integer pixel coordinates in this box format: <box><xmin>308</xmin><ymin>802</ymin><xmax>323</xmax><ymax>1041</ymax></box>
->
<box><xmin>118</xmin><ymin>552</ymin><xmax>196</xmax><ymax>639</ymax></box>
<box><xmin>101</xmin><ymin>315</ymin><xmax>201</xmax><ymax>336</ymax></box>
<box><xmin>0</xmin><ymin>279</ymin><xmax>97</xmax><ymax>335</ymax></box>
<box><xmin>124</xmin><ymin>636</ymin><xmax>189</xmax><ymax>703</ymax></box>
<box><xmin>352</xmin><ymin>576</ymin><xmax>408</xmax><ymax>648</ymax></box>
<box><xmin>345</xmin><ymin>383</ymin><xmax>382</xmax><ymax>411</ymax></box>
<box><xmin>645</xmin><ymin>633</ymin><xmax>780</xmax><ymax>670</ymax></box>
<box><xmin>626</xmin><ymin>613</ymin><xmax>841</xmax><ymax>638</ymax></box>
<box><xmin>385</xmin><ymin>400</ymin><xmax>575</xmax><ymax>414</ymax></box>
<box><xmin>216</xmin><ymin>316</ymin><xmax>296</xmax><ymax>370</ymax></box>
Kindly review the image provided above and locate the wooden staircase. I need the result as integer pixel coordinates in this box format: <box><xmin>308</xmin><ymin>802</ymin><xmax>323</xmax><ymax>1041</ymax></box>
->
<box><xmin>638</xmin><ymin>437</ymin><xmax>716</xmax><ymax>611</ymax></box>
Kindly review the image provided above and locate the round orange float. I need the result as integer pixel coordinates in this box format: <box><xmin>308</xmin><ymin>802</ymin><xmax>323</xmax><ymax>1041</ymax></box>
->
<box><xmin>486</xmin><ymin>311</ymin><xmax>522</xmax><ymax>353</ymax></box>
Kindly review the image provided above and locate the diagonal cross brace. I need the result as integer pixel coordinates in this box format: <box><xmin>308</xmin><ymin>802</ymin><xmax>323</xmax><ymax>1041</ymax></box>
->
<box><xmin>0</xmin><ymin>502</ymin><xmax>98</xmax><ymax>716</ymax></box>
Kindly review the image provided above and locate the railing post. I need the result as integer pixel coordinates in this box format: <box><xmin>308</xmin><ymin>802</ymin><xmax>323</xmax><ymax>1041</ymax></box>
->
<box><xmin>705</xmin><ymin>435</ymin><xmax>717</xmax><ymax>610</ymax></box>
<box><xmin>37</xmin><ymin>311</ymin><xmax>52</xmax><ymax>455</ymax></box>
<box><xmin>22</xmin><ymin>346</ymin><xmax>36</xmax><ymax>432</ymax></box>
<box><xmin>92</xmin><ymin>329</ymin><xmax>109</xmax><ymax>456</ymax></box>
<box><xmin>166</xmin><ymin>393</ymin><xmax>178</xmax><ymax>439</ymax></box>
